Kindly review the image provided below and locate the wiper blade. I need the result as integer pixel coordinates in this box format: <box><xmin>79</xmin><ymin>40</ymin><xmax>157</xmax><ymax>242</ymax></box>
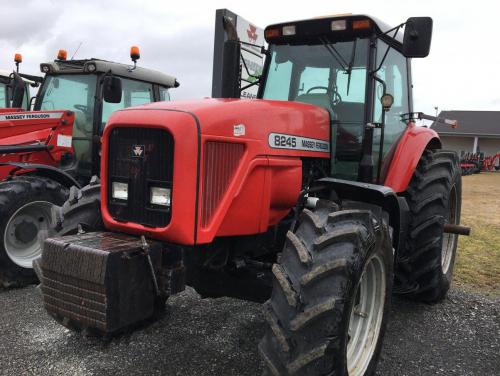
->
<box><xmin>346</xmin><ymin>39</ymin><xmax>357</xmax><ymax>96</ymax></box>
<box><xmin>320</xmin><ymin>37</ymin><xmax>349</xmax><ymax>71</ymax></box>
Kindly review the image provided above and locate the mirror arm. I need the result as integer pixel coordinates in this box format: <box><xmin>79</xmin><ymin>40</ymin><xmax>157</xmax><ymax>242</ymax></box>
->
<box><xmin>371</xmin><ymin>26</ymin><xmax>402</xmax><ymax>74</ymax></box>
<box><xmin>373</xmin><ymin>22</ymin><xmax>405</xmax><ymax>41</ymax></box>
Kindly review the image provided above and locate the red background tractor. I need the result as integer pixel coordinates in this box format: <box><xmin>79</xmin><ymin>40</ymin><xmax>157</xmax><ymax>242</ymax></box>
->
<box><xmin>0</xmin><ymin>50</ymin><xmax>179</xmax><ymax>286</ymax></box>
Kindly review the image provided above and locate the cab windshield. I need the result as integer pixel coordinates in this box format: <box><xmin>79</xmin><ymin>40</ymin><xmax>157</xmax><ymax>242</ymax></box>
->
<box><xmin>262</xmin><ymin>39</ymin><xmax>369</xmax><ymax>178</ymax></box>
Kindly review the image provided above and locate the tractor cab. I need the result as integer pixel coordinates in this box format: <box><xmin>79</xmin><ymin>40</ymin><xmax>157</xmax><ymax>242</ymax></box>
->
<box><xmin>0</xmin><ymin>69</ymin><xmax>39</xmax><ymax>111</ymax></box>
<box><xmin>259</xmin><ymin>15</ymin><xmax>432</xmax><ymax>182</ymax></box>
<box><xmin>33</xmin><ymin>48</ymin><xmax>179</xmax><ymax>181</ymax></box>
<box><xmin>224</xmin><ymin>15</ymin><xmax>432</xmax><ymax>183</ymax></box>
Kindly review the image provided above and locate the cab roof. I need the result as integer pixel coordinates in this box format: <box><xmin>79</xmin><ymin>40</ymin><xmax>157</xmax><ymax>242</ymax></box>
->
<box><xmin>265</xmin><ymin>14</ymin><xmax>403</xmax><ymax>51</ymax></box>
<box><xmin>0</xmin><ymin>69</ymin><xmax>37</xmax><ymax>85</ymax></box>
<box><xmin>40</xmin><ymin>58</ymin><xmax>179</xmax><ymax>88</ymax></box>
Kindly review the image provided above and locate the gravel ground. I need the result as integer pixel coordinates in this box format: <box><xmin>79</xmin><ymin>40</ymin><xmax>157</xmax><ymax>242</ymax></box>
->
<box><xmin>0</xmin><ymin>286</ymin><xmax>498</xmax><ymax>376</ymax></box>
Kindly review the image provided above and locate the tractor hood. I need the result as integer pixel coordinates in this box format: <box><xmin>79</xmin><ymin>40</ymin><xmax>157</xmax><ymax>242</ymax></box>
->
<box><xmin>112</xmin><ymin>98</ymin><xmax>331</xmax><ymax>152</ymax></box>
<box><xmin>101</xmin><ymin>98</ymin><xmax>331</xmax><ymax>245</ymax></box>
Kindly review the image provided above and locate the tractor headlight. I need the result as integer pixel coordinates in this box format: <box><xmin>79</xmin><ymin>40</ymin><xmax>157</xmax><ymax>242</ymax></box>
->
<box><xmin>112</xmin><ymin>182</ymin><xmax>128</xmax><ymax>200</ymax></box>
<box><xmin>150</xmin><ymin>187</ymin><xmax>171</xmax><ymax>206</ymax></box>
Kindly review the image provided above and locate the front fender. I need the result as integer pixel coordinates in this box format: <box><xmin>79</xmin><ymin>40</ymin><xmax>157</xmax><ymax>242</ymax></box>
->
<box><xmin>0</xmin><ymin>162</ymin><xmax>81</xmax><ymax>189</ymax></box>
<box><xmin>384</xmin><ymin>123</ymin><xmax>441</xmax><ymax>193</ymax></box>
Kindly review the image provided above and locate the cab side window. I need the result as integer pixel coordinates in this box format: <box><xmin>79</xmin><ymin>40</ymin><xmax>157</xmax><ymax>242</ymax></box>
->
<box><xmin>373</xmin><ymin>41</ymin><xmax>409</xmax><ymax>160</ymax></box>
<box><xmin>159</xmin><ymin>87</ymin><xmax>170</xmax><ymax>101</ymax></box>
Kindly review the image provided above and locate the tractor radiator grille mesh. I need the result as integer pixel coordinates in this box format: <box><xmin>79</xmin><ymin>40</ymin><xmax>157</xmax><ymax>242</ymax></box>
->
<box><xmin>201</xmin><ymin>142</ymin><xmax>244</xmax><ymax>227</ymax></box>
<box><xmin>107</xmin><ymin>127</ymin><xmax>174</xmax><ymax>227</ymax></box>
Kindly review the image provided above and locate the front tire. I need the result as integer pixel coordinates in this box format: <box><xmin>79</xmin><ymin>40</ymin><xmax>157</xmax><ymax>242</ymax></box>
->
<box><xmin>59</xmin><ymin>177</ymin><xmax>103</xmax><ymax>235</ymax></box>
<box><xmin>0</xmin><ymin>176</ymin><xmax>68</xmax><ymax>287</ymax></box>
<box><xmin>259</xmin><ymin>202</ymin><xmax>393</xmax><ymax>376</ymax></box>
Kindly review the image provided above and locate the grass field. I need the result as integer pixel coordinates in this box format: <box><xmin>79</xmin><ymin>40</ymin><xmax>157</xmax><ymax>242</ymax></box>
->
<box><xmin>453</xmin><ymin>172</ymin><xmax>500</xmax><ymax>296</ymax></box>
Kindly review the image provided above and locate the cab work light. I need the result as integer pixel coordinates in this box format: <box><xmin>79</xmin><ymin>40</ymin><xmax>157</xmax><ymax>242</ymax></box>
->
<box><xmin>331</xmin><ymin>20</ymin><xmax>347</xmax><ymax>31</ymax></box>
<box><xmin>86</xmin><ymin>63</ymin><xmax>97</xmax><ymax>72</ymax></box>
<box><xmin>40</xmin><ymin>64</ymin><xmax>51</xmax><ymax>73</ymax></box>
<box><xmin>282</xmin><ymin>25</ymin><xmax>296</xmax><ymax>36</ymax></box>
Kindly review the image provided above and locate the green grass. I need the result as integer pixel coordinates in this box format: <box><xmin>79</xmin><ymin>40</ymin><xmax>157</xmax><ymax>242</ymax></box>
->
<box><xmin>454</xmin><ymin>221</ymin><xmax>500</xmax><ymax>295</ymax></box>
<box><xmin>453</xmin><ymin>172</ymin><xmax>500</xmax><ymax>296</ymax></box>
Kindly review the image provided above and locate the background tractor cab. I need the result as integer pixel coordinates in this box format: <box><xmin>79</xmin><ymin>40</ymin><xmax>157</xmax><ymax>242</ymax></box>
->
<box><xmin>220</xmin><ymin>15</ymin><xmax>433</xmax><ymax>184</ymax></box>
<box><xmin>0</xmin><ymin>54</ymin><xmax>42</xmax><ymax>110</ymax></box>
<box><xmin>33</xmin><ymin>47</ymin><xmax>179</xmax><ymax>181</ymax></box>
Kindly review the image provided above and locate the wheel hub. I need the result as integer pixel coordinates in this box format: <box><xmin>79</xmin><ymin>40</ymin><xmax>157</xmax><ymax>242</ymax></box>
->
<box><xmin>4</xmin><ymin>201</ymin><xmax>57</xmax><ymax>268</ymax></box>
<box><xmin>14</xmin><ymin>220</ymin><xmax>39</xmax><ymax>244</ymax></box>
<box><xmin>442</xmin><ymin>185</ymin><xmax>459</xmax><ymax>274</ymax></box>
<box><xmin>347</xmin><ymin>254</ymin><xmax>386</xmax><ymax>376</ymax></box>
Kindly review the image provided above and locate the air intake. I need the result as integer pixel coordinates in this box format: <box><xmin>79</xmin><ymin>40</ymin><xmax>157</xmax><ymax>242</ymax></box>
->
<box><xmin>201</xmin><ymin>142</ymin><xmax>244</xmax><ymax>227</ymax></box>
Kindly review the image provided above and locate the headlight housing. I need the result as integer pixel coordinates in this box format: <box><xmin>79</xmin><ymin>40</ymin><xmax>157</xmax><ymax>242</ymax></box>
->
<box><xmin>150</xmin><ymin>187</ymin><xmax>171</xmax><ymax>206</ymax></box>
<box><xmin>112</xmin><ymin>181</ymin><xmax>128</xmax><ymax>200</ymax></box>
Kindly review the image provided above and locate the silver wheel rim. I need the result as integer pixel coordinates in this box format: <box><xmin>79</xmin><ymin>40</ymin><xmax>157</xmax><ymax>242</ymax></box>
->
<box><xmin>442</xmin><ymin>185</ymin><xmax>458</xmax><ymax>274</ymax></box>
<box><xmin>4</xmin><ymin>201</ymin><xmax>57</xmax><ymax>268</ymax></box>
<box><xmin>347</xmin><ymin>254</ymin><xmax>386</xmax><ymax>376</ymax></box>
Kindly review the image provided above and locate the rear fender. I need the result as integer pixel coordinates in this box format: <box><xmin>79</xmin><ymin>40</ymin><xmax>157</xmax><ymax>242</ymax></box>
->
<box><xmin>384</xmin><ymin>123</ymin><xmax>441</xmax><ymax>192</ymax></box>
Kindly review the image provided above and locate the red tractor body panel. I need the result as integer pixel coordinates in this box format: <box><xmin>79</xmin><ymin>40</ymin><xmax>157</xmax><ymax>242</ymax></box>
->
<box><xmin>0</xmin><ymin>108</ymin><xmax>23</xmax><ymax>114</ymax></box>
<box><xmin>384</xmin><ymin>122</ymin><xmax>441</xmax><ymax>192</ymax></box>
<box><xmin>101</xmin><ymin>98</ymin><xmax>330</xmax><ymax>245</ymax></box>
<box><xmin>0</xmin><ymin>110</ymin><xmax>75</xmax><ymax>178</ymax></box>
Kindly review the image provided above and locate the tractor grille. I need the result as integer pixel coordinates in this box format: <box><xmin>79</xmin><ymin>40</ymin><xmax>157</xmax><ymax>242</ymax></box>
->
<box><xmin>107</xmin><ymin>127</ymin><xmax>174</xmax><ymax>227</ymax></box>
<box><xmin>201</xmin><ymin>141</ymin><xmax>244</xmax><ymax>227</ymax></box>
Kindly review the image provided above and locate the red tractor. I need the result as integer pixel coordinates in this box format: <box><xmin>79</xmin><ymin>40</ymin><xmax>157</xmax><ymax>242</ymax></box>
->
<box><xmin>37</xmin><ymin>15</ymin><xmax>468</xmax><ymax>376</ymax></box>
<box><xmin>0</xmin><ymin>48</ymin><xmax>179</xmax><ymax>287</ymax></box>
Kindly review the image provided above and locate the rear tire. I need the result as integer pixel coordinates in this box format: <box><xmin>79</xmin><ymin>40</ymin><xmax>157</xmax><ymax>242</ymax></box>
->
<box><xmin>0</xmin><ymin>176</ymin><xmax>68</xmax><ymax>287</ymax></box>
<box><xmin>396</xmin><ymin>149</ymin><xmax>461</xmax><ymax>302</ymax></box>
<box><xmin>259</xmin><ymin>202</ymin><xmax>393</xmax><ymax>376</ymax></box>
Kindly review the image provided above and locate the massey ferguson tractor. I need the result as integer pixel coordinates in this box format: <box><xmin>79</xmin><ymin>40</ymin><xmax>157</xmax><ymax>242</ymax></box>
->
<box><xmin>36</xmin><ymin>15</ymin><xmax>469</xmax><ymax>376</ymax></box>
<box><xmin>0</xmin><ymin>48</ymin><xmax>179</xmax><ymax>287</ymax></box>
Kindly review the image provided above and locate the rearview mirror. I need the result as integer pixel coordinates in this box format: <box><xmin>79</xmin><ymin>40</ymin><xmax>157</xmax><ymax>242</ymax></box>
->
<box><xmin>103</xmin><ymin>76</ymin><xmax>122</xmax><ymax>103</ymax></box>
<box><xmin>402</xmin><ymin>17</ymin><xmax>433</xmax><ymax>58</ymax></box>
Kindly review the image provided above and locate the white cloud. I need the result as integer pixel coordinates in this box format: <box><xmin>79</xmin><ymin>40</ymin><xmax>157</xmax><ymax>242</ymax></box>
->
<box><xmin>1</xmin><ymin>0</ymin><xmax>499</xmax><ymax>113</ymax></box>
